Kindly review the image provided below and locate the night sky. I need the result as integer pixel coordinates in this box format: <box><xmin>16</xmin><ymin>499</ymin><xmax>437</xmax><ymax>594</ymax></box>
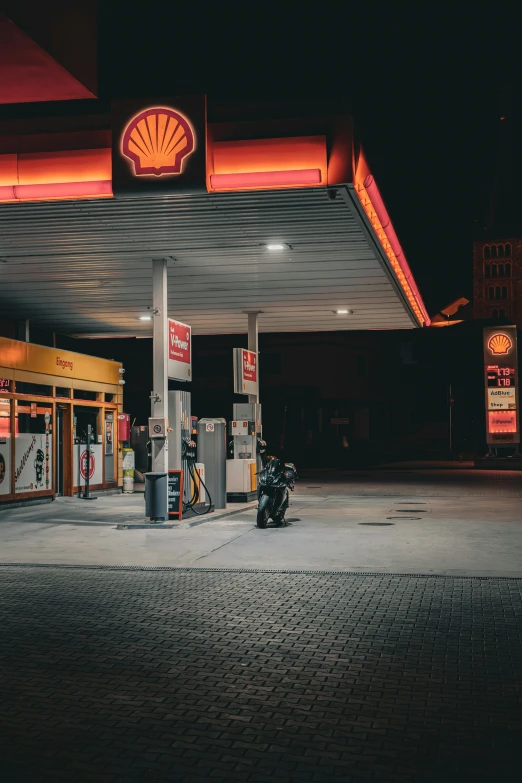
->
<box><xmin>99</xmin><ymin>6</ymin><xmax>514</xmax><ymax>316</ymax></box>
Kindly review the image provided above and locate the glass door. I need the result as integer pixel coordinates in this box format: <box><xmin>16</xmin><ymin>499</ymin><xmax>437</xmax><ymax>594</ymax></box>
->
<box><xmin>56</xmin><ymin>406</ymin><xmax>64</xmax><ymax>496</ymax></box>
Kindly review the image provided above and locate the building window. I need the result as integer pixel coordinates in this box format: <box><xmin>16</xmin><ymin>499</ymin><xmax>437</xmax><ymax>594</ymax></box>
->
<box><xmin>73</xmin><ymin>389</ymin><xmax>97</xmax><ymax>401</ymax></box>
<box><xmin>491</xmin><ymin>245</ymin><xmax>497</xmax><ymax>258</ymax></box>
<box><xmin>498</xmin><ymin>263</ymin><xmax>504</xmax><ymax>277</ymax></box>
<box><xmin>485</xmin><ymin>264</ymin><xmax>490</xmax><ymax>278</ymax></box>
<box><xmin>491</xmin><ymin>264</ymin><xmax>498</xmax><ymax>277</ymax></box>
<box><xmin>502</xmin><ymin>285</ymin><xmax>508</xmax><ymax>299</ymax></box>
<box><xmin>505</xmin><ymin>244</ymin><xmax>512</xmax><ymax>257</ymax></box>
<box><xmin>492</xmin><ymin>309</ymin><xmax>498</xmax><ymax>318</ymax></box>
<box><xmin>499</xmin><ymin>308</ymin><xmax>506</xmax><ymax>317</ymax></box>
<box><xmin>498</xmin><ymin>244</ymin><xmax>505</xmax><ymax>258</ymax></box>
<box><xmin>484</xmin><ymin>245</ymin><xmax>491</xmax><ymax>259</ymax></box>
<box><xmin>488</xmin><ymin>286</ymin><xmax>494</xmax><ymax>300</ymax></box>
<box><xmin>15</xmin><ymin>381</ymin><xmax>53</xmax><ymax>397</ymax></box>
<box><xmin>505</xmin><ymin>262</ymin><xmax>511</xmax><ymax>277</ymax></box>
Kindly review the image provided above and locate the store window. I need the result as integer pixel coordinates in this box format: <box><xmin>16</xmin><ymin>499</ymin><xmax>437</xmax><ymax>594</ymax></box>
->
<box><xmin>15</xmin><ymin>401</ymin><xmax>52</xmax><ymax>494</ymax></box>
<box><xmin>73</xmin><ymin>389</ymin><xmax>97</xmax><ymax>401</ymax></box>
<box><xmin>56</xmin><ymin>387</ymin><xmax>71</xmax><ymax>398</ymax></box>
<box><xmin>105</xmin><ymin>393</ymin><xmax>115</xmax><ymax>402</ymax></box>
<box><xmin>16</xmin><ymin>381</ymin><xmax>53</xmax><ymax>397</ymax></box>
<box><xmin>0</xmin><ymin>399</ymin><xmax>11</xmax><ymax>497</ymax></box>
<box><xmin>0</xmin><ymin>378</ymin><xmax>11</xmax><ymax>393</ymax></box>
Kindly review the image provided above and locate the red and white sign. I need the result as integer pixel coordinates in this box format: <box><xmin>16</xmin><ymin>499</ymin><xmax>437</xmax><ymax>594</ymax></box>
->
<box><xmin>242</xmin><ymin>350</ymin><xmax>257</xmax><ymax>383</ymax></box>
<box><xmin>233</xmin><ymin>348</ymin><xmax>259</xmax><ymax>396</ymax></box>
<box><xmin>74</xmin><ymin>444</ymin><xmax>103</xmax><ymax>486</ymax></box>
<box><xmin>168</xmin><ymin>318</ymin><xmax>192</xmax><ymax>381</ymax></box>
<box><xmin>80</xmin><ymin>451</ymin><xmax>96</xmax><ymax>480</ymax></box>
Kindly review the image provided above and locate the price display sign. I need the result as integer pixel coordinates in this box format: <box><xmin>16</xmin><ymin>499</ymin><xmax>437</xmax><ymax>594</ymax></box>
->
<box><xmin>483</xmin><ymin>326</ymin><xmax>520</xmax><ymax>444</ymax></box>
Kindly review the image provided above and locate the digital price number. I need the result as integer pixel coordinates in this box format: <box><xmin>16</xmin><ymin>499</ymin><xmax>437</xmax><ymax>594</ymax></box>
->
<box><xmin>487</xmin><ymin>365</ymin><xmax>516</xmax><ymax>388</ymax></box>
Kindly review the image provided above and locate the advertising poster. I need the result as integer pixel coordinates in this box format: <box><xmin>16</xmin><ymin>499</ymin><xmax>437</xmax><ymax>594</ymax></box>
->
<box><xmin>74</xmin><ymin>443</ymin><xmax>103</xmax><ymax>486</ymax></box>
<box><xmin>168</xmin><ymin>470</ymin><xmax>184</xmax><ymax>519</ymax></box>
<box><xmin>15</xmin><ymin>433</ymin><xmax>52</xmax><ymax>494</ymax></box>
<box><xmin>105</xmin><ymin>415</ymin><xmax>114</xmax><ymax>456</ymax></box>
<box><xmin>0</xmin><ymin>400</ymin><xmax>10</xmax><ymax>496</ymax></box>
<box><xmin>233</xmin><ymin>348</ymin><xmax>258</xmax><ymax>396</ymax></box>
<box><xmin>168</xmin><ymin>319</ymin><xmax>192</xmax><ymax>381</ymax></box>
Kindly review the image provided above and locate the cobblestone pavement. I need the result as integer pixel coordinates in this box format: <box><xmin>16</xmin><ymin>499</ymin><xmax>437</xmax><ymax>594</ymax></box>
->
<box><xmin>1</xmin><ymin>566</ymin><xmax>521</xmax><ymax>782</ymax></box>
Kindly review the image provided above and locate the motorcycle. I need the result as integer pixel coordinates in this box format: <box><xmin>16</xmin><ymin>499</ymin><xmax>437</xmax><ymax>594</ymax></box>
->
<box><xmin>256</xmin><ymin>458</ymin><xmax>297</xmax><ymax>529</ymax></box>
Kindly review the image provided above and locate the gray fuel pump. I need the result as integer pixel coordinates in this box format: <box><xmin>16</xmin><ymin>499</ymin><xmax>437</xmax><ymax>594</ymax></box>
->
<box><xmin>226</xmin><ymin>403</ymin><xmax>262</xmax><ymax>502</ymax></box>
<box><xmin>197</xmin><ymin>419</ymin><xmax>227</xmax><ymax>509</ymax></box>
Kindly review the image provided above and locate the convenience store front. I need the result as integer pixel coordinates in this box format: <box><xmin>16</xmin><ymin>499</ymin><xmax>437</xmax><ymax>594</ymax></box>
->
<box><xmin>0</xmin><ymin>338</ymin><xmax>123</xmax><ymax>504</ymax></box>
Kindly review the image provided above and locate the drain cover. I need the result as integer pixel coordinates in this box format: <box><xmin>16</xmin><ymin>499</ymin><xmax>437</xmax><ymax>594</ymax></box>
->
<box><xmin>306</xmin><ymin>486</ymin><xmax>322</xmax><ymax>489</ymax></box>
<box><xmin>394</xmin><ymin>509</ymin><xmax>426</xmax><ymax>513</ymax></box>
<box><xmin>386</xmin><ymin>516</ymin><xmax>421</xmax><ymax>520</ymax></box>
<box><xmin>359</xmin><ymin>522</ymin><xmax>394</xmax><ymax>526</ymax></box>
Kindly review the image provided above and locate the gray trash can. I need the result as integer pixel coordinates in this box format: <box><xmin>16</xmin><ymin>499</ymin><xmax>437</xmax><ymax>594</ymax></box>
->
<box><xmin>144</xmin><ymin>472</ymin><xmax>168</xmax><ymax>521</ymax></box>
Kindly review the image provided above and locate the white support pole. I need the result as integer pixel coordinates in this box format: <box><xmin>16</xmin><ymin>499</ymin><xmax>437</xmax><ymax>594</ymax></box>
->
<box><xmin>151</xmin><ymin>259</ymin><xmax>169</xmax><ymax>479</ymax></box>
<box><xmin>247</xmin><ymin>311</ymin><xmax>259</xmax><ymax>404</ymax></box>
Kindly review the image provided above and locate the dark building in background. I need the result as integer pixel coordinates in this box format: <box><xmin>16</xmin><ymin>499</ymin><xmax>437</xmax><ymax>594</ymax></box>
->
<box><xmin>473</xmin><ymin>86</ymin><xmax>522</xmax><ymax>326</ymax></box>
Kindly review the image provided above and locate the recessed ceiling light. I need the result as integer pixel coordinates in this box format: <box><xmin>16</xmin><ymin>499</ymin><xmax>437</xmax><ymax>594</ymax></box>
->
<box><xmin>334</xmin><ymin>309</ymin><xmax>353</xmax><ymax>315</ymax></box>
<box><xmin>266</xmin><ymin>243</ymin><xmax>286</xmax><ymax>251</ymax></box>
<box><xmin>138</xmin><ymin>315</ymin><xmax>152</xmax><ymax>321</ymax></box>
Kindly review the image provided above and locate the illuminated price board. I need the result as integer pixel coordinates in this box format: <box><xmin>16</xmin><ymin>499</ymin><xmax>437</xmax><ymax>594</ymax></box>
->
<box><xmin>483</xmin><ymin>326</ymin><xmax>519</xmax><ymax>444</ymax></box>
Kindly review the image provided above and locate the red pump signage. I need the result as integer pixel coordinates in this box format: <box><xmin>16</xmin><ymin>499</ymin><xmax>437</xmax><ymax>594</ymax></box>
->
<box><xmin>233</xmin><ymin>348</ymin><xmax>258</xmax><ymax>395</ymax></box>
<box><xmin>168</xmin><ymin>319</ymin><xmax>192</xmax><ymax>381</ymax></box>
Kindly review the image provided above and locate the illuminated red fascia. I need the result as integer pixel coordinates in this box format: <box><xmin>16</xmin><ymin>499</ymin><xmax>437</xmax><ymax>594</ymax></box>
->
<box><xmin>0</xmin><ymin>147</ymin><xmax>112</xmax><ymax>202</ymax></box>
<box><xmin>208</xmin><ymin>136</ymin><xmax>327</xmax><ymax>192</ymax></box>
<box><xmin>210</xmin><ymin>169</ymin><xmax>321</xmax><ymax>189</ymax></box>
<box><xmin>354</xmin><ymin>147</ymin><xmax>430</xmax><ymax>327</ymax></box>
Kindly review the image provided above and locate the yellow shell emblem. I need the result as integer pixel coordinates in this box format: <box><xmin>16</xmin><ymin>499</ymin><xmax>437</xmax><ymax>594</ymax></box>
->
<box><xmin>488</xmin><ymin>333</ymin><xmax>512</xmax><ymax>355</ymax></box>
<box><xmin>122</xmin><ymin>107</ymin><xmax>195</xmax><ymax>176</ymax></box>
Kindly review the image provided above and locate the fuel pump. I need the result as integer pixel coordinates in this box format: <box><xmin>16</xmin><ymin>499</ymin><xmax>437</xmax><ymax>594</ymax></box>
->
<box><xmin>181</xmin><ymin>436</ymin><xmax>213</xmax><ymax>514</ymax></box>
<box><xmin>226</xmin><ymin>420</ymin><xmax>258</xmax><ymax>502</ymax></box>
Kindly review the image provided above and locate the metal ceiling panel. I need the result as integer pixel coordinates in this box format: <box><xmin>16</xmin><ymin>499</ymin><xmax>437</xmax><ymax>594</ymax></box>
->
<box><xmin>0</xmin><ymin>186</ymin><xmax>419</xmax><ymax>336</ymax></box>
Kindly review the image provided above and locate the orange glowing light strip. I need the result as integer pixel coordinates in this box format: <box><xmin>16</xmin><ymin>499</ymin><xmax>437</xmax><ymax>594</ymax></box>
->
<box><xmin>210</xmin><ymin>169</ymin><xmax>321</xmax><ymax>189</ymax></box>
<box><xmin>0</xmin><ymin>148</ymin><xmax>112</xmax><ymax>202</ymax></box>
<box><xmin>208</xmin><ymin>136</ymin><xmax>327</xmax><ymax>192</ymax></box>
<box><xmin>353</xmin><ymin>151</ymin><xmax>430</xmax><ymax>327</ymax></box>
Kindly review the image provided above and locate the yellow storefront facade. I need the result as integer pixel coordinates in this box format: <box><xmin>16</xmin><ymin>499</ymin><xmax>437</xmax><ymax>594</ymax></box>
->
<box><xmin>0</xmin><ymin>337</ymin><xmax>123</xmax><ymax>503</ymax></box>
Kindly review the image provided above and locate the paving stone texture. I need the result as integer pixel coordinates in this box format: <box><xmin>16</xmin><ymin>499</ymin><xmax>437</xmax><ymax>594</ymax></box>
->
<box><xmin>1</xmin><ymin>565</ymin><xmax>521</xmax><ymax>782</ymax></box>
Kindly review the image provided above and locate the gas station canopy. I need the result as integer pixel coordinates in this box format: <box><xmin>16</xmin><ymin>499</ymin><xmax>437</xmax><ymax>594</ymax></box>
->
<box><xmin>0</xmin><ymin>98</ymin><xmax>430</xmax><ymax>336</ymax></box>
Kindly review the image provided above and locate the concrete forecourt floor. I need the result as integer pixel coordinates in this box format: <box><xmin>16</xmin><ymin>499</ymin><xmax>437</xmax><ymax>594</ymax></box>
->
<box><xmin>0</xmin><ymin>467</ymin><xmax>521</xmax><ymax>781</ymax></box>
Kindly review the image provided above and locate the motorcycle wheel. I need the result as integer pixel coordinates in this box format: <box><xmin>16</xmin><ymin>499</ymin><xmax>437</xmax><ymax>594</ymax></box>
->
<box><xmin>257</xmin><ymin>495</ymin><xmax>271</xmax><ymax>529</ymax></box>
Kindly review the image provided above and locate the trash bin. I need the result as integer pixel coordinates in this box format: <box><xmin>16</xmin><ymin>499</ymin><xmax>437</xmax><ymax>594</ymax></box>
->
<box><xmin>144</xmin><ymin>472</ymin><xmax>168</xmax><ymax>521</ymax></box>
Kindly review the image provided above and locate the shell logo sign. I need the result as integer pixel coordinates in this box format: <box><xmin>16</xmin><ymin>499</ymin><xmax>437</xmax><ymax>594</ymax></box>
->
<box><xmin>121</xmin><ymin>107</ymin><xmax>195</xmax><ymax>177</ymax></box>
<box><xmin>488</xmin><ymin>333</ymin><xmax>512</xmax><ymax>355</ymax></box>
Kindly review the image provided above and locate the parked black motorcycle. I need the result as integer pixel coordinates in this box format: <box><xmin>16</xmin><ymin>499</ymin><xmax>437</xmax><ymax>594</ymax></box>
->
<box><xmin>256</xmin><ymin>459</ymin><xmax>297</xmax><ymax>529</ymax></box>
